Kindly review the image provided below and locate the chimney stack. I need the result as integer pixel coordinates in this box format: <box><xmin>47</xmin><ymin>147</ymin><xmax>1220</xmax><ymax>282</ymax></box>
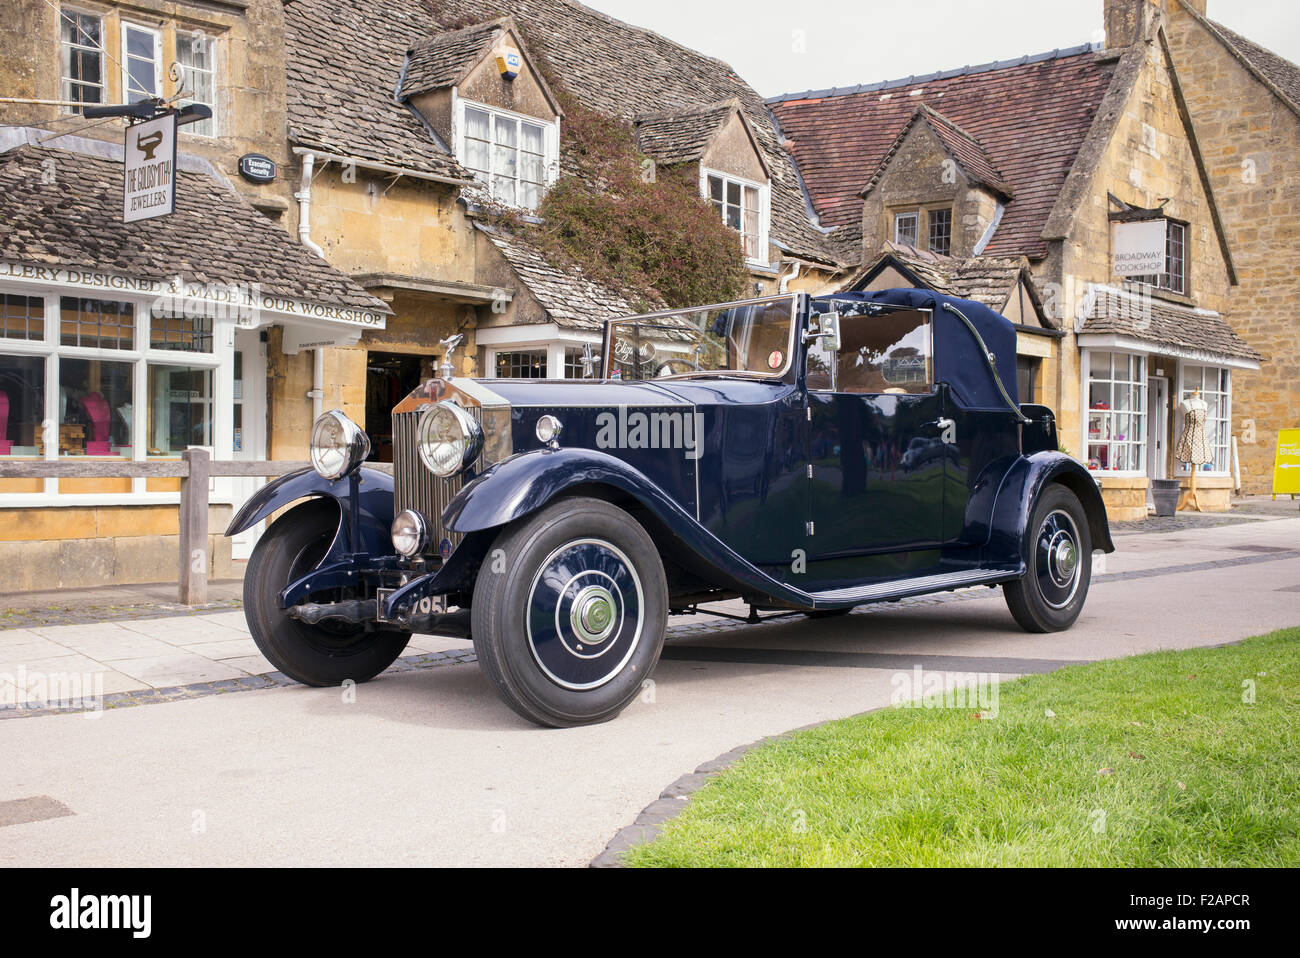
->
<box><xmin>1104</xmin><ymin>0</ymin><xmax>1161</xmax><ymax>49</ymax></box>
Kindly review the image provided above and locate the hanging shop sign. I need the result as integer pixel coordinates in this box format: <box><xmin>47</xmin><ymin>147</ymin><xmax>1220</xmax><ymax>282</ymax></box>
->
<box><xmin>1112</xmin><ymin>219</ymin><xmax>1167</xmax><ymax>277</ymax></box>
<box><xmin>238</xmin><ymin>153</ymin><xmax>278</xmax><ymax>184</ymax></box>
<box><xmin>123</xmin><ymin>113</ymin><xmax>177</xmax><ymax>223</ymax></box>
<box><xmin>1273</xmin><ymin>428</ymin><xmax>1300</xmax><ymax>497</ymax></box>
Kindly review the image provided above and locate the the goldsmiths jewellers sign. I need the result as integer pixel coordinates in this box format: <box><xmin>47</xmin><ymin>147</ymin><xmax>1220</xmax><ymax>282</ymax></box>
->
<box><xmin>0</xmin><ymin>263</ymin><xmax>386</xmax><ymax>329</ymax></box>
<box><xmin>124</xmin><ymin>114</ymin><xmax>177</xmax><ymax>223</ymax></box>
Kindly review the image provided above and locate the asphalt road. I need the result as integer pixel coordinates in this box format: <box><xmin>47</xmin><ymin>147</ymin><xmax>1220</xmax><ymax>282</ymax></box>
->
<box><xmin>2</xmin><ymin>516</ymin><xmax>1298</xmax><ymax>867</ymax></box>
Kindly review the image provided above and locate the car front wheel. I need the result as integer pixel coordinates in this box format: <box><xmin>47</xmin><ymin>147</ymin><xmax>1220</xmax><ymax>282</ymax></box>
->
<box><xmin>471</xmin><ymin>497</ymin><xmax>668</xmax><ymax>727</ymax></box>
<box><xmin>1003</xmin><ymin>484</ymin><xmax>1093</xmax><ymax>633</ymax></box>
<box><xmin>244</xmin><ymin>499</ymin><xmax>410</xmax><ymax>686</ymax></box>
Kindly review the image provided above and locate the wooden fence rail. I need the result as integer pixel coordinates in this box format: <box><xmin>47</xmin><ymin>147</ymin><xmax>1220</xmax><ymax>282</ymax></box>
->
<box><xmin>0</xmin><ymin>451</ymin><xmax>394</xmax><ymax>605</ymax></box>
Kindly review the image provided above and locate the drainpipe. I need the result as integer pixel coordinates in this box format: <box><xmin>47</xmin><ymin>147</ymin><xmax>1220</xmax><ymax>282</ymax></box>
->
<box><xmin>312</xmin><ymin>347</ymin><xmax>325</xmax><ymax>421</ymax></box>
<box><xmin>779</xmin><ymin>259</ymin><xmax>802</xmax><ymax>293</ymax></box>
<box><xmin>295</xmin><ymin>152</ymin><xmax>325</xmax><ymax>258</ymax></box>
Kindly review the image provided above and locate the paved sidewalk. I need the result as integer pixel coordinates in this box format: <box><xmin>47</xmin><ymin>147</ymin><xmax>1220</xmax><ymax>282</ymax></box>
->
<box><xmin>1</xmin><ymin>512</ymin><xmax>1297</xmax><ymax>713</ymax></box>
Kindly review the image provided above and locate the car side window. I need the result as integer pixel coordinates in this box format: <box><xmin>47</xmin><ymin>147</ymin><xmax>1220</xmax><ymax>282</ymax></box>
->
<box><xmin>808</xmin><ymin>309</ymin><xmax>933</xmax><ymax>395</ymax></box>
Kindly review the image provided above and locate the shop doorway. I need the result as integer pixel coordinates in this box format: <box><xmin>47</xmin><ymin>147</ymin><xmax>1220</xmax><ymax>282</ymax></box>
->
<box><xmin>1145</xmin><ymin>374</ymin><xmax>1169</xmax><ymax>510</ymax></box>
<box><xmin>366</xmin><ymin>351</ymin><xmax>424</xmax><ymax>462</ymax></box>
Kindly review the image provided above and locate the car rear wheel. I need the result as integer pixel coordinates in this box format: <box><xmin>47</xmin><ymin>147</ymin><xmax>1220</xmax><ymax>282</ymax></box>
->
<box><xmin>1003</xmin><ymin>484</ymin><xmax>1093</xmax><ymax>633</ymax></box>
<box><xmin>471</xmin><ymin>497</ymin><xmax>668</xmax><ymax>728</ymax></box>
<box><xmin>244</xmin><ymin>499</ymin><xmax>410</xmax><ymax>686</ymax></box>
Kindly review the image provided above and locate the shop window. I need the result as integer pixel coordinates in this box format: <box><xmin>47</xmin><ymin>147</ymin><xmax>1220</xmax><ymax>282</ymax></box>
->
<box><xmin>493</xmin><ymin>350</ymin><xmax>547</xmax><ymax>378</ymax></box>
<box><xmin>821</xmin><ymin>309</ymin><xmax>933</xmax><ymax>395</ymax></box>
<box><xmin>461</xmin><ymin>104</ymin><xmax>551</xmax><ymax>210</ymax></box>
<box><xmin>0</xmin><ymin>355</ymin><xmax>45</xmax><ymax>457</ymax></box>
<box><xmin>928</xmin><ymin>208</ymin><xmax>952</xmax><ymax>256</ymax></box>
<box><xmin>894</xmin><ymin>211</ymin><xmax>918</xmax><ymax>247</ymax></box>
<box><xmin>60</xmin><ymin>10</ymin><xmax>104</xmax><ymax>108</ymax></box>
<box><xmin>147</xmin><ymin>365</ymin><xmax>213</xmax><ymax>456</ymax></box>
<box><xmin>177</xmin><ymin>31</ymin><xmax>217</xmax><ymax>137</ymax></box>
<box><xmin>704</xmin><ymin>171</ymin><xmax>766</xmax><ymax>261</ymax></box>
<box><xmin>61</xmin><ymin>298</ymin><xmax>134</xmax><ymax>350</ymax></box>
<box><xmin>1180</xmin><ymin>364</ymin><xmax>1231</xmax><ymax>473</ymax></box>
<box><xmin>1016</xmin><ymin>355</ymin><xmax>1040</xmax><ymax>405</ymax></box>
<box><xmin>121</xmin><ymin>23</ymin><xmax>161</xmax><ymax>104</ymax></box>
<box><xmin>1</xmin><ymin>295</ymin><xmax>44</xmax><ymax>342</ymax></box>
<box><xmin>1087</xmin><ymin>351</ymin><xmax>1146</xmax><ymax>472</ymax></box>
<box><xmin>150</xmin><ymin>309</ymin><xmax>213</xmax><ymax>353</ymax></box>
<box><xmin>58</xmin><ymin>357</ymin><xmax>133</xmax><ymax>457</ymax></box>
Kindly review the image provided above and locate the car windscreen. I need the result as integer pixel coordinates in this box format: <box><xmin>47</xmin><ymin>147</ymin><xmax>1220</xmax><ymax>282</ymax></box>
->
<box><xmin>604</xmin><ymin>295</ymin><xmax>798</xmax><ymax>380</ymax></box>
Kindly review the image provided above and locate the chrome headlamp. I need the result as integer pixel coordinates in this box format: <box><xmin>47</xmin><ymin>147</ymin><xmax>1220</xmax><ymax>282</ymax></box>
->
<box><xmin>417</xmin><ymin>400</ymin><xmax>483</xmax><ymax>477</ymax></box>
<box><xmin>310</xmin><ymin>410</ymin><xmax>370</xmax><ymax>479</ymax></box>
<box><xmin>390</xmin><ymin>509</ymin><xmax>428</xmax><ymax>557</ymax></box>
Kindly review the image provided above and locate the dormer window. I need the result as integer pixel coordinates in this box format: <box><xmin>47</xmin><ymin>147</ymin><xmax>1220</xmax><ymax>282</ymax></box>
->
<box><xmin>457</xmin><ymin>100</ymin><xmax>557</xmax><ymax>210</ymax></box>
<box><xmin>894</xmin><ymin>211</ymin><xmax>918</xmax><ymax>247</ymax></box>
<box><xmin>702</xmin><ymin>170</ymin><xmax>768</xmax><ymax>263</ymax></box>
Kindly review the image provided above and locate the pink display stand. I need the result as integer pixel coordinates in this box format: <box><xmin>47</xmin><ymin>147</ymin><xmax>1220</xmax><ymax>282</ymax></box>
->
<box><xmin>81</xmin><ymin>391</ymin><xmax>112</xmax><ymax>456</ymax></box>
<box><xmin>0</xmin><ymin>391</ymin><xmax>10</xmax><ymax>455</ymax></box>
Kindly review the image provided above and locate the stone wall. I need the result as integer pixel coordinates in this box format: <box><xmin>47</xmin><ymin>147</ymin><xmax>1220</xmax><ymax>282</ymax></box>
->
<box><xmin>1164</xmin><ymin>1</ymin><xmax>1300</xmax><ymax>494</ymax></box>
<box><xmin>0</xmin><ymin>504</ymin><xmax>233</xmax><ymax>591</ymax></box>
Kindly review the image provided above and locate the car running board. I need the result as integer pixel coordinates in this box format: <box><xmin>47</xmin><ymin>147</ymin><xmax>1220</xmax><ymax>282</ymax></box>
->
<box><xmin>804</xmin><ymin>566</ymin><xmax>1022</xmax><ymax>609</ymax></box>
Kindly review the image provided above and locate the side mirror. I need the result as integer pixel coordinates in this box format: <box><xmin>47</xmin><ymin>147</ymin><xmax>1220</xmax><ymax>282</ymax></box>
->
<box><xmin>803</xmin><ymin>311</ymin><xmax>840</xmax><ymax>353</ymax></box>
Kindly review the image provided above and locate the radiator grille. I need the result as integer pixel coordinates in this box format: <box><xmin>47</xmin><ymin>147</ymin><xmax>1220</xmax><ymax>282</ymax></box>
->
<box><xmin>392</xmin><ymin>406</ymin><xmax>484</xmax><ymax>555</ymax></box>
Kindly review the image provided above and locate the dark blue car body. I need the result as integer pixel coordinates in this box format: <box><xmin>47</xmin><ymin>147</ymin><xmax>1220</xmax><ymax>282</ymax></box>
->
<box><xmin>228</xmin><ymin>288</ymin><xmax>1113</xmax><ymax>629</ymax></box>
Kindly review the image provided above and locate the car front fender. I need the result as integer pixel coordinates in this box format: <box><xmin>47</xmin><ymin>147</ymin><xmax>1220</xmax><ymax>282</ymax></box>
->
<box><xmin>985</xmin><ymin>452</ymin><xmax>1115</xmax><ymax>567</ymax></box>
<box><xmin>442</xmin><ymin>447</ymin><xmax>693</xmax><ymax>534</ymax></box>
<box><xmin>224</xmin><ymin>465</ymin><xmax>396</xmax><ymax>559</ymax></box>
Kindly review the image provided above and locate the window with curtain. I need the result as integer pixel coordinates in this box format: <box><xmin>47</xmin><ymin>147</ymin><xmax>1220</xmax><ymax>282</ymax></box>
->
<box><xmin>461</xmin><ymin>104</ymin><xmax>550</xmax><ymax>209</ymax></box>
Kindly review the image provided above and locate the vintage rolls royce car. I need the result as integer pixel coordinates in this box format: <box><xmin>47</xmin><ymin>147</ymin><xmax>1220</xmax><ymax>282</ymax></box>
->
<box><xmin>227</xmin><ymin>289</ymin><xmax>1113</xmax><ymax>727</ymax></box>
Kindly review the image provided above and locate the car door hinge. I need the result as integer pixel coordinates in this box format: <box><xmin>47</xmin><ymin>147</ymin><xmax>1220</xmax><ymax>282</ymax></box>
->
<box><xmin>807</xmin><ymin>464</ymin><xmax>813</xmax><ymax>478</ymax></box>
<box><xmin>805</xmin><ymin>521</ymin><xmax>815</xmax><ymax>536</ymax></box>
<box><xmin>806</xmin><ymin>405</ymin><xmax>812</xmax><ymax>421</ymax></box>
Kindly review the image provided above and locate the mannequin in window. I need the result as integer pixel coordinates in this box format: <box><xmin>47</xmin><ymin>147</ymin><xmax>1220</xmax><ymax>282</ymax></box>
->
<box><xmin>1175</xmin><ymin>387</ymin><xmax>1212</xmax><ymax>512</ymax></box>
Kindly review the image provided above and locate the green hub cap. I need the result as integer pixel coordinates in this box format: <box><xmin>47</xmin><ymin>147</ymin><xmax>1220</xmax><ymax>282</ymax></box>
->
<box><xmin>570</xmin><ymin>585</ymin><xmax>617</xmax><ymax>645</ymax></box>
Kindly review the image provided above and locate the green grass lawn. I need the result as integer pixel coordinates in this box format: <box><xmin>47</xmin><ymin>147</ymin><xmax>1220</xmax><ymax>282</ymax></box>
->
<box><xmin>627</xmin><ymin>627</ymin><xmax>1300</xmax><ymax>867</ymax></box>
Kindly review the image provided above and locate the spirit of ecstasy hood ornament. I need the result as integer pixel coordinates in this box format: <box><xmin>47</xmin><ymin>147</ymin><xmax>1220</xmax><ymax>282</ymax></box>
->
<box><xmin>438</xmin><ymin>333</ymin><xmax>464</xmax><ymax>379</ymax></box>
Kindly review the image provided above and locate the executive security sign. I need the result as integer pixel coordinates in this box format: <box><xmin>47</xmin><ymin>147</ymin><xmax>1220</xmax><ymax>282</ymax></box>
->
<box><xmin>123</xmin><ymin>113</ymin><xmax>177</xmax><ymax>223</ymax></box>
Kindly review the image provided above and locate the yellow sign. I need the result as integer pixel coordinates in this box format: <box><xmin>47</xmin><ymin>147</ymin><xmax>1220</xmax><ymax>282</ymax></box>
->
<box><xmin>1273</xmin><ymin>428</ymin><xmax>1300</xmax><ymax>496</ymax></box>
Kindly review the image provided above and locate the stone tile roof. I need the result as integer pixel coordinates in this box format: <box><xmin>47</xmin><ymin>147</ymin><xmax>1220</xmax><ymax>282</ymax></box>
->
<box><xmin>284</xmin><ymin>0</ymin><xmax>472</xmax><ymax>178</ymax></box>
<box><xmin>768</xmin><ymin>45</ymin><xmax>1116</xmax><ymax>259</ymax></box>
<box><xmin>1205</xmin><ymin>19</ymin><xmax>1300</xmax><ymax>113</ymax></box>
<box><xmin>430</xmin><ymin>0</ymin><xmax>850</xmax><ymax>267</ymax></box>
<box><xmin>1080</xmin><ymin>285</ymin><xmax>1262</xmax><ymax>362</ymax></box>
<box><xmin>401</xmin><ymin>18</ymin><xmax>507</xmax><ymax>100</ymax></box>
<box><xmin>635</xmin><ymin>98</ymin><xmax>747</xmax><ymax>167</ymax></box>
<box><xmin>847</xmin><ymin>242</ymin><xmax>1047</xmax><ymax>322</ymax></box>
<box><xmin>862</xmin><ymin>105</ymin><xmax>1012</xmax><ymax>199</ymax></box>
<box><xmin>475</xmin><ymin>223</ymin><xmax>640</xmax><ymax>330</ymax></box>
<box><xmin>0</xmin><ymin>144</ymin><xmax>391</xmax><ymax>314</ymax></box>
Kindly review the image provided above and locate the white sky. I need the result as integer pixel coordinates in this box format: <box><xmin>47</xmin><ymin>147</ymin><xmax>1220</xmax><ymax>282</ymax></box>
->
<box><xmin>581</xmin><ymin>0</ymin><xmax>1300</xmax><ymax>99</ymax></box>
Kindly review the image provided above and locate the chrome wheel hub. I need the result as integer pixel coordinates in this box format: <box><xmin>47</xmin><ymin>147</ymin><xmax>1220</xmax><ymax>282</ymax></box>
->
<box><xmin>570</xmin><ymin>585</ymin><xmax>617</xmax><ymax>645</ymax></box>
<box><xmin>525</xmin><ymin>538</ymin><xmax>645</xmax><ymax>691</ymax></box>
<box><xmin>1035</xmin><ymin>509</ymin><xmax>1083</xmax><ymax>609</ymax></box>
